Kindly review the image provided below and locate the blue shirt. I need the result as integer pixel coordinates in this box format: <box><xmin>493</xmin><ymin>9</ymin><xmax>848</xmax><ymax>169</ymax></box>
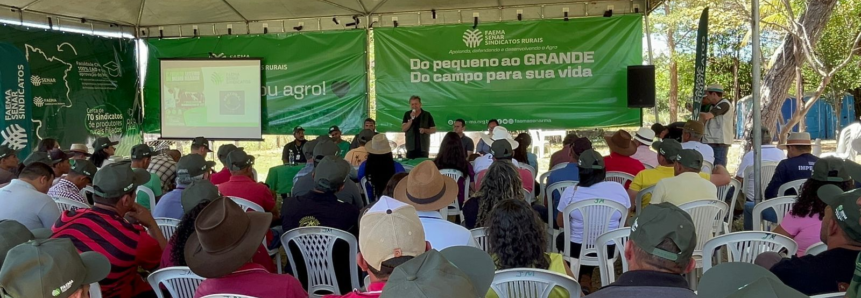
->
<box><xmin>152</xmin><ymin>184</ymin><xmax>187</xmax><ymax>220</ymax></box>
<box><xmin>764</xmin><ymin>153</ymin><xmax>818</xmax><ymax>199</ymax></box>
<box><xmin>357</xmin><ymin>161</ymin><xmax>406</xmax><ymax>199</ymax></box>
<box><xmin>546</xmin><ymin>163</ymin><xmax>579</xmax><ymax>225</ymax></box>
<box><xmin>476</xmin><ymin>139</ymin><xmax>491</xmax><ymax>155</ymax></box>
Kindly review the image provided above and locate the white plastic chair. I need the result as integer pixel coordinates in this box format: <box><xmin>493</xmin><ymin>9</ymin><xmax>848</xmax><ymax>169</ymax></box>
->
<box><xmin>80</xmin><ymin>185</ymin><xmax>94</xmax><ymax>201</ymax></box>
<box><xmin>281</xmin><ymin>227</ymin><xmax>360</xmax><ymax>298</ymax></box>
<box><xmin>752</xmin><ymin>196</ymin><xmax>797</xmax><ymax>231</ymax></box>
<box><xmin>679</xmin><ymin>199</ymin><xmax>729</xmax><ymax>261</ymax></box>
<box><xmin>776</xmin><ymin>179</ymin><xmax>806</xmax><ymax>198</ymax></box>
<box><xmin>742</xmin><ymin>162</ymin><xmax>780</xmax><ymax>202</ymax></box>
<box><xmin>821</xmin><ymin>122</ymin><xmax>861</xmax><ymax>160</ymax></box>
<box><xmin>810</xmin><ymin>292</ymin><xmax>847</xmax><ymax>298</ymax></box>
<box><xmin>716</xmin><ymin>179</ymin><xmax>742</xmax><ymax>234</ymax></box>
<box><xmin>146</xmin><ymin>266</ymin><xmax>206</xmax><ymax>298</ymax></box>
<box><xmin>701</xmin><ymin>231</ymin><xmax>798</xmax><ymax>272</ymax></box>
<box><xmin>701</xmin><ymin>161</ymin><xmax>714</xmax><ymax>174</ymax></box>
<box><xmin>89</xmin><ymin>283</ymin><xmax>101</xmax><ymax>298</ymax></box>
<box><xmin>561</xmin><ymin>199</ymin><xmax>627</xmax><ymax>275</ymax></box>
<box><xmin>137</xmin><ymin>186</ymin><xmax>156</xmax><ymax>211</ymax></box>
<box><xmin>470</xmin><ymin>227</ymin><xmax>490</xmax><ymax>253</ymax></box>
<box><xmin>634</xmin><ymin>185</ymin><xmax>656</xmax><ymax>216</ymax></box>
<box><xmin>155</xmin><ymin>217</ymin><xmax>181</xmax><ymax>241</ymax></box>
<box><xmin>489</xmin><ymin>268</ymin><xmax>581</xmax><ymax>298</ymax></box>
<box><xmin>544</xmin><ymin>181</ymin><xmax>578</xmax><ymax>251</ymax></box>
<box><xmin>228</xmin><ymin>196</ymin><xmax>264</xmax><ymax>212</ymax></box>
<box><xmin>522</xmin><ymin>188</ymin><xmax>535</xmax><ymax>204</ymax></box>
<box><xmin>550</xmin><ymin>162</ymin><xmax>570</xmax><ymax>172</ymax></box>
<box><xmin>804</xmin><ymin>242</ymin><xmax>827</xmax><ymax>256</ymax></box>
<box><xmin>439</xmin><ymin>169</ymin><xmax>468</xmax><ymax>220</ymax></box>
<box><xmin>200</xmin><ymin>295</ymin><xmax>259</xmax><ymax>298</ymax></box>
<box><xmin>595</xmin><ymin>228</ymin><xmax>631</xmax><ymax>286</ymax></box>
<box><xmin>52</xmin><ymin>196</ymin><xmax>91</xmax><ymax>211</ymax></box>
<box><xmin>359</xmin><ymin>177</ymin><xmax>372</xmax><ymax>202</ymax></box>
<box><xmin>605</xmin><ymin>171</ymin><xmax>635</xmax><ymax>187</ymax></box>
<box><xmin>538</xmin><ymin>171</ymin><xmax>552</xmax><ymax>203</ymax></box>
<box><xmin>518</xmin><ymin>163</ymin><xmax>536</xmax><ymax>180</ymax></box>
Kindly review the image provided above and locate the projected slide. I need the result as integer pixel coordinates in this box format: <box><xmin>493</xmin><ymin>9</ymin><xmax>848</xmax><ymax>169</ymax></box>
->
<box><xmin>160</xmin><ymin>59</ymin><xmax>262</xmax><ymax>139</ymax></box>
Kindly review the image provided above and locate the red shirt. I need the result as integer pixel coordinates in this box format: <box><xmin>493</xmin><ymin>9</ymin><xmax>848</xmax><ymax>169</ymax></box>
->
<box><xmin>475</xmin><ymin>168</ymin><xmax>535</xmax><ymax>192</ymax></box>
<box><xmin>210</xmin><ymin>167</ymin><xmax>231</xmax><ymax>185</ymax></box>
<box><xmin>217</xmin><ymin>175</ymin><xmax>276</xmax><ymax>211</ymax></box>
<box><xmin>323</xmin><ymin>282</ymin><xmax>385</xmax><ymax>298</ymax></box>
<box><xmin>160</xmin><ymin>239</ymin><xmax>276</xmax><ymax>273</ymax></box>
<box><xmin>603</xmin><ymin>152</ymin><xmax>646</xmax><ymax>188</ymax></box>
<box><xmin>52</xmin><ymin>207</ymin><xmax>162</xmax><ymax>298</ymax></box>
<box><xmin>193</xmin><ymin>263</ymin><xmax>306</xmax><ymax>298</ymax></box>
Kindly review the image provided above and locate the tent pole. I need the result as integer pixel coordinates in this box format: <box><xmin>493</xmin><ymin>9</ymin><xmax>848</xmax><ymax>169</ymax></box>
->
<box><xmin>643</xmin><ymin>0</ymin><xmax>659</xmax><ymax>122</ymax></box>
<box><xmin>752</xmin><ymin>0</ymin><xmax>763</xmax><ymax>204</ymax></box>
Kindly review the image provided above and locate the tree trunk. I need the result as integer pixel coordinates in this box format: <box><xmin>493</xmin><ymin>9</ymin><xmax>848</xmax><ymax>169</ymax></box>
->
<box><xmin>741</xmin><ymin>0</ymin><xmax>840</xmax><ymax>153</ymax></box>
<box><xmin>667</xmin><ymin>2</ymin><xmax>678</xmax><ymax>122</ymax></box>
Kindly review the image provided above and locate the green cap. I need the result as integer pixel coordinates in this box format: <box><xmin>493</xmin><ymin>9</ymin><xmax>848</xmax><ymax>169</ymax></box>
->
<box><xmin>69</xmin><ymin>159</ymin><xmax>97</xmax><ymax>181</ymax></box>
<box><xmin>698</xmin><ymin>263</ymin><xmax>806</xmax><ymax>298</ymax></box>
<box><xmin>314</xmin><ymin>156</ymin><xmax>351</xmax><ymax>192</ymax></box>
<box><xmin>23</xmin><ymin>151</ymin><xmax>54</xmax><ymax>167</ymax></box>
<box><xmin>490</xmin><ymin>139</ymin><xmax>513</xmax><ymax>159</ymax></box>
<box><xmin>381</xmin><ymin>249</ymin><xmax>491</xmax><ymax>298</ymax></box>
<box><xmin>0</xmin><ymin>145</ymin><xmax>17</xmax><ymax>159</ymax></box>
<box><xmin>92</xmin><ymin>161</ymin><xmax>151</xmax><ymax>198</ymax></box>
<box><xmin>313</xmin><ymin>140</ymin><xmax>340</xmax><ymax>161</ymax></box>
<box><xmin>630</xmin><ymin>203</ymin><xmax>697</xmax><ymax>263</ymax></box>
<box><xmin>652</xmin><ymin>139</ymin><xmax>683</xmax><ymax>161</ymax></box>
<box><xmin>577</xmin><ymin>149</ymin><xmax>605</xmax><ymax>170</ymax></box>
<box><xmin>177</xmin><ymin>154</ymin><xmax>216</xmax><ymax>180</ymax></box>
<box><xmin>0</xmin><ymin>220</ymin><xmax>50</xmax><ymax>268</ymax></box>
<box><xmin>191</xmin><ymin>137</ymin><xmax>212</xmax><ymax>152</ymax></box>
<box><xmin>216</xmin><ymin>144</ymin><xmax>241</xmax><ymax>164</ymax></box>
<box><xmin>817</xmin><ymin>185</ymin><xmax>861</xmax><ymax>242</ymax></box>
<box><xmin>675</xmin><ymin>149</ymin><xmax>704</xmax><ymax>170</ymax></box>
<box><xmin>130</xmin><ymin>144</ymin><xmax>154</xmax><ymax>160</ymax></box>
<box><xmin>810</xmin><ymin>157</ymin><xmax>852</xmax><ymax>182</ymax></box>
<box><xmin>181</xmin><ymin>180</ymin><xmax>221</xmax><ymax>214</ymax></box>
<box><xmin>356</xmin><ymin>129</ymin><xmax>376</xmax><ymax>144</ymax></box>
<box><xmin>226</xmin><ymin>149</ymin><xmax>254</xmax><ymax>171</ymax></box>
<box><xmin>91</xmin><ymin>137</ymin><xmax>118</xmax><ymax>151</ymax></box>
<box><xmin>0</xmin><ymin>238</ymin><xmax>111</xmax><ymax>298</ymax></box>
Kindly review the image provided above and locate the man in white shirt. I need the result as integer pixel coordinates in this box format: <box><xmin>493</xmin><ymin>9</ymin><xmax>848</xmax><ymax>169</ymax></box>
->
<box><xmin>651</xmin><ymin>149</ymin><xmax>718</xmax><ymax>206</ymax></box>
<box><xmin>630</xmin><ymin>127</ymin><xmax>658</xmax><ymax>168</ymax></box>
<box><xmin>681</xmin><ymin>120</ymin><xmax>715</xmax><ymax>167</ymax></box>
<box><xmin>0</xmin><ymin>155</ymin><xmax>59</xmax><ymax>229</ymax></box>
<box><xmin>736</xmin><ymin>127</ymin><xmax>787</xmax><ymax>201</ymax></box>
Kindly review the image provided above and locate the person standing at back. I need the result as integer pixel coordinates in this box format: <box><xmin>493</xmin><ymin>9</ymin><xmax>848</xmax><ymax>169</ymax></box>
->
<box><xmin>401</xmin><ymin>95</ymin><xmax>436</xmax><ymax>158</ymax></box>
<box><xmin>699</xmin><ymin>84</ymin><xmax>734</xmax><ymax>167</ymax></box>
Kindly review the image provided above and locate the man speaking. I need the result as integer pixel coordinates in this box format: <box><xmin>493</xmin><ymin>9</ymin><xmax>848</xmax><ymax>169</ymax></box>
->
<box><xmin>401</xmin><ymin>95</ymin><xmax>436</xmax><ymax>158</ymax></box>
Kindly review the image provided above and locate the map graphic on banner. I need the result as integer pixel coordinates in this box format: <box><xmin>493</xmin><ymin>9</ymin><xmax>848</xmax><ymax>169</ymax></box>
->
<box><xmin>0</xmin><ymin>25</ymin><xmax>140</xmax><ymax>155</ymax></box>
<box><xmin>144</xmin><ymin>30</ymin><xmax>368</xmax><ymax>136</ymax></box>
<box><xmin>374</xmin><ymin>16</ymin><xmax>643</xmax><ymax>131</ymax></box>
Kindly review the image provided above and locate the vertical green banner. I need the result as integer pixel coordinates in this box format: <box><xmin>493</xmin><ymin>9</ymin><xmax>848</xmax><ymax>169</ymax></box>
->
<box><xmin>373</xmin><ymin>16</ymin><xmax>643</xmax><ymax>132</ymax></box>
<box><xmin>0</xmin><ymin>43</ymin><xmax>33</xmax><ymax>158</ymax></box>
<box><xmin>691</xmin><ymin>7</ymin><xmax>709</xmax><ymax>119</ymax></box>
<box><xmin>0</xmin><ymin>25</ymin><xmax>140</xmax><ymax>154</ymax></box>
<box><xmin>144</xmin><ymin>30</ymin><xmax>368</xmax><ymax>136</ymax></box>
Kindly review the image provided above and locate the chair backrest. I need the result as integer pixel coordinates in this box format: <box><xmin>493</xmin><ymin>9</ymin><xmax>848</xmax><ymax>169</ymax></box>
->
<box><xmin>562</xmin><ymin>199</ymin><xmax>627</xmax><ymax>271</ymax></box>
<box><xmin>634</xmin><ymin>185</ymin><xmax>656</xmax><ymax>216</ymax></box>
<box><xmin>605</xmin><ymin>171</ymin><xmax>635</xmax><ymax>187</ymax></box>
<box><xmin>776</xmin><ymin>179</ymin><xmax>806</xmax><ymax>198</ymax></box>
<box><xmin>550</xmin><ymin>162</ymin><xmax>570</xmax><ymax>172</ymax></box>
<box><xmin>679</xmin><ymin>199</ymin><xmax>729</xmax><ymax>254</ymax></box>
<box><xmin>52</xmin><ymin>196</ymin><xmax>91</xmax><ymax>212</ymax></box>
<box><xmin>742</xmin><ymin>162</ymin><xmax>780</xmax><ymax>201</ymax></box>
<box><xmin>146</xmin><ymin>266</ymin><xmax>206</xmax><ymax>298</ymax></box>
<box><xmin>79</xmin><ymin>185</ymin><xmax>94</xmax><ymax>201</ymax></box>
<box><xmin>595</xmin><ymin>228</ymin><xmax>631</xmax><ymax>286</ymax></box>
<box><xmin>137</xmin><ymin>186</ymin><xmax>156</xmax><ymax>210</ymax></box>
<box><xmin>804</xmin><ymin>242</ymin><xmax>827</xmax><ymax>256</ymax></box>
<box><xmin>522</xmin><ymin>188</ymin><xmax>535</xmax><ymax>204</ymax></box>
<box><xmin>359</xmin><ymin>177</ymin><xmax>373</xmax><ymax>202</ymax></box>
<box><xmin>538</xmin><ymin>171</ymin><xmax>552</xmax><ymax>203</ymax></box>
<box><xmin>518</xmin><ymin>163</ymin><xmax>536</xmax><ymax>179</ymax></box>
<box><xmin>643</xmin><ymin>163</ymin><xmax>655</xmax><ymax>169</ymax></box>
<box><xmin>810</xmin><ymin>292</ymin><xmax>847</xmax><ymax>298</ymax></box>
<box><xmin>89</xmin><ymin>283</ymin><xmax>101</xmax><ymax>298</ymax></box>
<box><xmin>228</xmin><ymin>196</ymin><xmax>264</xmax><ymax>212</ymax></box>
<box><xmin>701</xmin><ymin>161</ymin><xmax>714</xmax><ymax>174</ymax></box>
<box><xmin>752</xmin><ymin>196</ymin><xmax>797</xmax><ymax>231</ymax></box>
<box><xmin>470</xmin><ymin>227</ymin><xmax>490</xmax><ymax>253</ymax></box>
<box><xmin>716</xmin><ymin>179</ymin><xmax>742</xmax><ymax>225</ymax></box>
<box><xmin>155</xmin><ymin>217</ymin><xmax>181</xmax><ymax>241</ymax></box>
<box><xmin>489</xmin><ymin>268</ymin><xmax>582</xmax><ymax>298</ymax></box>
<box><xmin>280</xmin><ymin>227</ymin><xmax>360</xmax><ymax>297</ymax></box>
<box><xmin>200</xmin><ymin>295</ymin><xmax>259</xmax><ymax>298</ymax></box>
<box><xmin>544</xmin><ymin>181</ymin><xmax>578</xmax><ymax>230</ymax></box>
<box><xmin>438</xmin><ymin>169</ymin><xmax>467</xmax><ymax>219</ymax></box>
<box><xmin>701</xmin><ymin>231</ymin><xmax>798</xmax><ymax>272</ymax></box>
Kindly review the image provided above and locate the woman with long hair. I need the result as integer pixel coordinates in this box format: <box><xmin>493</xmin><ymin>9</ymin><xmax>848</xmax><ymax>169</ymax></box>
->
<box><xmin>37</xmin><ymin>138</ymin><xmax>60</xmax><ymax>152</ymax></box>
<box><xmin>434</xmin><ymin>132</ymin><xmax>474</xmax><ymax>206</ymax></box>
<box><xmin>513</xmin><ymin>133</ymin><xmax>538</xmax><ymax>172</ymax></box>
<box><xmin>773</xmin><ymin>158</ymin><xmax>854</xmax><ymax>256</ymax></box>
<box><xmin>358</xmin><ymin>134</ymin><xmax>405</xmax><ymax>201</ymax></box>
<box><xmin>462</xmin><ymin>160</ymin><xmax>524</xmax><ymax>229</ymax></box>
<box><xmin>89</xmin><ymin>137</ymin><xmax>117</xmax><ymax>168</ymax></box>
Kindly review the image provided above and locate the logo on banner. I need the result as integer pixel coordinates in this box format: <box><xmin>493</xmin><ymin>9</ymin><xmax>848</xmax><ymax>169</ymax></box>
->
<box><xmin>463</xmin><ymin>29</ymin><xmax>483</xmax><ymax>48</ymax></box>
<box><xmin>30</xmin><ymin>75</ymin><xmax>56</xmax><ymax>86</ymax></box>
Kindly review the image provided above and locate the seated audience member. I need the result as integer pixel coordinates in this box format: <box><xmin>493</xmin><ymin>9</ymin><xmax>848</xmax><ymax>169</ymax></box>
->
<box><xmin>350</xmin><ymin>118</ymin><xmax>378</xmax><ymax>149</ymax></box>
<box><xmin>329</xmin><ymin>125</ymin><xmax>351</xmax><ymax>158</ymax></box>
<box><xmin>0</xmin><ymin>157</ymin><xmax>58</xmax><ymax>229</ymax></box>
<box><xmin>486</xmin><ymin>199</ymin><xmax>577</xmax><ymax>296</ymax></box>
<box><xmin>650</xmin><ymin>149</ymin><xmax>718</xmax><ymax>206</ymax></box>
<box><xmin>651</xmin><ymin>123</ymin><xmax>668</xmax><ymax>139</ymax></box>
<box><xmin>589</xmin><ymin>203</ymin><xmax>697</xmax><ymax>297</ymax></box>
<box><xmin>736</xmin><ymin>127</ymin><xmax>787</xmax><ymax>200</ymax></box>
<box><xmin>358</xmin><ymin>134</ymin><xmax>406</xmax><ymax>199</ymax></box>
<box><xmin>282</xmin><ymin>156</ymin><xmax>360</xmax><ymax>235</ymax></box>
<box><xmin>0</xmin><ymin>219</ymin><xmax>51</xmax><ymax>267</ymax></box>
<box><xmin>0</xmin><ymin>145</ymin><xmax>17</xmax><ymax>185</ymax></box>
<box><xmin>474</xmin><ymin>126</ymin><xmax>520</xmax><ymax>173</ymax></box>
<box><xmin>211</xmin><ymin>144</ymin><xmax>240</xmax><ymax>185</ymax></box>
<box><xmin>188</xmin><ymin>198</ymin><xmax>306</xmax><ymax>298</ymax></box>
<box><xmin>549</xmin><ymin>133</ymin><xmax>579</xmax><ymax>170</ymax></box>
<box><xmin>513</xmin><ymin>133</ymin><xmax>539</xmax><ymax>173</ymax></box>
<box><xmin>475</xmin><ymin>139</ymin><xmax>535</xmax><ymax>192</ymax></box>
<box><xmin>52</xmin><ymin>162</ymin><xmax>166</xmax><ymax>298</ymax></box>
<box><xmin>770</xmin><ymin>157</ymin><xmax>853</xmax><ymax>254</ymax></box>
<box><xmin>602</xmin><ymin>130</ymin><xmax>646</xmax><ymax>187</ymax></box>
<box><xmin>0</xmin><ymin>238</ymin><xmax>111</xmax><ymax>298</ymax></box>
<box><xmin>291</xmin><ymin>137</ymin><xmax>322</xmax><ymax>190</ymax></box>
<box><xmin>345</xmin><ymin>129</ymin><xmax>375</xmax><ymax>166</ymax></box>
<box><xmin>392</xmin><ymin>161</ymin><xmax>478</xmax><ymax>249</ymax></box>
<box><xmin>293</xmin><ymin>140</ymin><xmax>365</xmax><ymax>208</ymax></box>
<box><xmin>48</xmin><ymin>149</ymin><xmax>72</xmax><ymax>183</ymax></box>
<box><xmin>37</xmin><ymin>138</ymin><xmax>61</xmax><ymax>152</ymax></box>
<box><xmin>89</xmin><ymin>137</ymin><xmax>117</xmax><ymax>168</ymax></box>
<box><xmin>148</xmin><ymin>146</ymin><xmax>179</xmax><ymax>194</ymax></box>
<box><xmin>189</xmin><ymin>136</ymin><xmax>213</xmax><ymax>157</ymax></box>
<box><xmin>217</xmin><ymin>149</ymin><xmax>277</xmax><ymax>216</ymax></box>
<box><xmin>545</xmin><ymin>137</ymin><xmax>592</xmax><ymax>226</ymax></box>
<box><xmin>698</xmin><ymin>263</ymin><xmax>807</xmax><ymax>298</ymax></box>
<box><xmin>324</xmin><ymin>196</ymin><xmax>430</xmax><ymax>298</ymax></box>
<box><xmin>433</xmin><ymin>132</ymin><xmax>475</xmax><ymax>206</ymax></box>
<box><xmin>48</xmin><ymin>159</ymin><xmax>97</xmax><ymax>204</ymax></box>
<box><xmin>764</xmin><ymin>132</ymin><xmax>818</xmax><ymax>199</ymax></box>
<box><xmin>452</xmin><ymin>118</ymin><xmax>475</xmax><ymax>155</ymax></box>
<box><xmin>680</xmin><ymin>120</ymin><xmax>715</xmax><ymax>166</ymax></box>
<box><xmin>69</xmin><ymin>143</ymin><xmax>91</xmax><ymax>160</ymax></box>
<box><xmin>380</xmin><ymin>247</ymin><xmax>495</xmax><ymax>298</ymax></box>
<box><xmin>130</xmin><ymin>144</ymin><xmax>163</xmax><ymax>210</ymax></box>
<box><xmin>475</xmin><ymin>119</ymin><xmax>499</xmax><ymax>155</ymax></box>
<box><xmin>282</xmin><ymin>126</ymin><xmax>308</xmax><ymax>164</ymax></box>
<box><xmin>631</xmin><ymin>127</ymin><xmax>658</xmax><ymax>168</ymax></box>
<box><xmin>153</xmin><ymin>154</ymin><xmax>215</xmax><ymax>219</ymax></box>
<box><xmin>628</xmin><ymin>139</ymin><xmax>719</xmax><ymax>209</ymax></box>
<box><xmin>754</xmin><ymin>172</ymin><xmax>861</xmax><ymax>296</ymax></box>
<box><xmin>463</xmin><ymin>161</ymin><xmax>526</xmax><ymax>229</ymax></box>
<box><xmin>664</xmin><ymin>121</ymin><xmax>685</xmax><ymax>142</ymax></box>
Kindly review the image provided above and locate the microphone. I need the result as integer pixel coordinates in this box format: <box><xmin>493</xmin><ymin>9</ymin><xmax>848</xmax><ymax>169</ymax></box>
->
<box><xmin>411</xmin><ymin>109</ymin><xmax>416</xmax><ymax>120</ymax></box>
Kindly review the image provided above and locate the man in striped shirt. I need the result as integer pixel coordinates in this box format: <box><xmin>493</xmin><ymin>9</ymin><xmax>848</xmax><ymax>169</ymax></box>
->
<box><xmin>52</xmin><ymin>161</ymin><xmax>166</xmax><ymax>298</ymax></box>
<box><xmin>48</xmin><ymin>159</ymin><xmax>97</xmax><ymax>204</ymax></box>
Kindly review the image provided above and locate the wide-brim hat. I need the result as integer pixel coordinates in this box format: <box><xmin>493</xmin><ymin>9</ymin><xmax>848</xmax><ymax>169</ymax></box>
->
<box><xmin>69</xmin><ymin>143</ymin><xmax>91</xmax><ymax>156</ymax></box>
<box><xmin>185</xmin><ymin>197</ymin><xmax>272</xmax><ymax>278</ymax></box>
<box><xmin>604</xmin><ymin>130</ymin><xmax>637</xmax><ymax>156</ymax></box>
<box><xmin>393</xmin><ymin>161</ymin><xmax>458</xmax><ymax>211</ymax></box>
<box><xmin>366</xmin><ymin>134</ymin><xmax>393</xmax><ymax>155</ymax></box>
<box><xmin>480</xmin><ymin>126</ymin><xmax>519</xmax><ymax>150</ymax></box>
<box><xmin>634</xmin><ymin>127</ymin><xmax>655</xmax><ymax>146</ymax></box>
<box><xmin>778</xmin><ymin>132</ymin><xmax>812</xmax><ymax>149</ymax></box>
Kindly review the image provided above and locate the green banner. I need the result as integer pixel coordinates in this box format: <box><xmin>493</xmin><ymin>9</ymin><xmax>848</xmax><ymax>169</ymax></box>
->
<box><xmin>144</xmin><ymin>31</ymin><xmax>368</xmax><ymax>136</ymax></box>
<box><xmin>374</xmin><ymin>16</ymin><xmax>643</xmax><ymax>132</ymax></box>
<box><xmin>0</xmin><ymin>43</ymin><xmax>33</xmax><ymax>158</ymax></box>
<box><xmin>0</xmin><ymin>25</ymin><xmax>140</xmax><ymax>155</ymax></box>
<box><xmin>691</xmin><ymin>7</ymin><xmax>709</xmax><ymax>119</ymax></box>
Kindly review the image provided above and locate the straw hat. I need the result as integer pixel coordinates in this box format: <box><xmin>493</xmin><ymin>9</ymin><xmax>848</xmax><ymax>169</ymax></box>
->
<box><xmin>603</xmin><ymin>130</ymin><xmax>637</xmax><ymax>156</ymax></box>
<box><xmin>778</xmin><ymin>132</ymin><xmax>812</xmax><ymax>149</ymax></box>
<box><xmin>480</xmin><ymin>126</ymin><xmax>519</xmax><ymax>150</ymax></box>
<box><xmin>366</xmin><ymin>134</ymin><xmax>393</xmax><ymax>155</ymax></box>
<box><xmin>69</xmin><ymin>144</ymin><xmax>91</xmax><ymax>156</ymax></box>
<box><xmin>393</xmin><ymin>161</ymin><xmax>458</xmax><ymax>211</ymax></box>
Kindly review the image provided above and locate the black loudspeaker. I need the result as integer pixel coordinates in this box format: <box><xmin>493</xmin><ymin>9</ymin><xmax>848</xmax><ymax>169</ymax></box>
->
<box><xmin>627</xmin><ymin>65</ymin><xmax>656</xmax><ymax>108</ymax></box>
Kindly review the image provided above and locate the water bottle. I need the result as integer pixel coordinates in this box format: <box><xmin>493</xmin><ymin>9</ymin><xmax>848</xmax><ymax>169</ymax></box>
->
<box><xmin>289</xmin><ymin>150</ymin><xmax>295</xmax><ymax>165</ymax></box>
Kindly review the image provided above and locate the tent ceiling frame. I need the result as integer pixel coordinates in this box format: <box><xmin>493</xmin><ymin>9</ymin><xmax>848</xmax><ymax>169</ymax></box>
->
<box><xmin>316</xmin><ymin>0</ymin><xmax>365</xmax><ymax>15</ymax></box>
<box><xmin>221</xmin><ymin>0</ymin><xmax>249</xmax><ymax>22</ymax></box>
<box><xmin>19</xmin><ymin>0</ymin><xmax>42</xmax><ymax>10</ymax></box>
<box><xmin>0</xmin><ymin>3</ymin><xmax>135</xmax><ymax>27</ymax></box>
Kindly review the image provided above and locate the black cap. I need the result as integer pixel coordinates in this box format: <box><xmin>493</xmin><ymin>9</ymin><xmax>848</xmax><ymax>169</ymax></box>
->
<box><xmin>191</xmin><ymin>137</ymin><xmax>212</xmax><ymax>152</ymax></box>
<box><xmin>293</xmin><ymin>126</ymin><xmax>305</xmax><ymax>134</ymax></box>
<box><xmin>329</xmin><ymin>126</ymin><xmax>341</xmax><ymax>134</ymax></box>
<box><xmin>130</xmin><ymin>144</ymin><xmax>154</xmax><ymax>160</ymax></box>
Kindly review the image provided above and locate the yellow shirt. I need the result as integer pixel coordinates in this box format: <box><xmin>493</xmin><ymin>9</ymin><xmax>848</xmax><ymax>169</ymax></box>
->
<box><xmin>486</xmin><ymin>253</ymin><xmax>572</xmax><ymax>298</ymax></box>
<box><xmin>650</xmin><ymin>172</ymin><xmax>718</xmax><ymax>206</ymax></box>
<box><xmin>630</xmin><ymin>166</ymin><xmax>710</xmax><ymax>206</ymax></box>
<box><xmin>344</xmin><ymin>147</ymin><xmax>369</xmax><ymax>167</ymax></box>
